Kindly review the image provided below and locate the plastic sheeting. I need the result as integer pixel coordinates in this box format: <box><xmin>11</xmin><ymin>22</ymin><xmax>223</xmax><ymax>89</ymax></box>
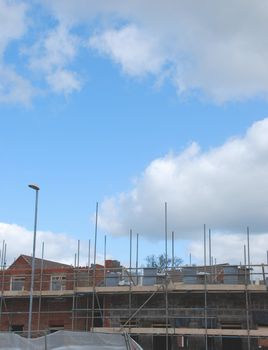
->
<box><xmin>0</xmin><ymin>331</ymin><xmax>143</xmax><ymax>350</ymax></box>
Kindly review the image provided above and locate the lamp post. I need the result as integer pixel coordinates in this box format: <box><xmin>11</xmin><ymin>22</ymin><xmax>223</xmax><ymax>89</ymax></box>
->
<box><xmin>27</xmin><ymin>184</ymin><xmax>40</xmax><ymax>338</ymax></box>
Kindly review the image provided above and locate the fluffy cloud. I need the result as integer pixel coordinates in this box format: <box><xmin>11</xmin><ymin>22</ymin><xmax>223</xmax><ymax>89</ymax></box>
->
<box><xmin>3</xmin><ymin>0</ymin><xmax>268</xmax><ymax>103</ymax></box>
<box><xmin>189</xmin><ymin>232</ymin><xmax>268</xmax><ymax>272</ymax></box>
<box><xmin>0</xmin><ymin>0</ymin><xmax>27</xmax><ymax>57</ymax></box>
<box><xmin>28</xmin><ymin>25</ymin><xmax>81</xmax><ymax>94</ymax></box>
<box><xmin>0</xmin><ymin>0</ymin><xmax>34</xmax><ymax>104</ymax></box>
<box><xmin>0</xmin><ymin>222</ymin><xmax>95</xmax><ymax>266</ymax></box>
<box><xmin>89</xmin><ymin>25</ymin><xmax>166</xmax><ymax>77</ymax></box>
<box><xmin>0</xmin><ymin>65</ymin><xmax>35</xmax><ymax>105</ymax></box>
<box><xmin>43</xmin><ymin>0</ymin><xmax>268</xmax><ymax>102</ymax></box>
<box><xmin>0</xmin><ymin>6</ymin><xmax>81</xmax><ymax>103</ymax></box>
<box><xmin>46</xmin><ymin>69</ymin><xmax>81</xmax><ymax>94</ymax></box>
<box><xmin>98</xmin><ymin>118</ymin><xmax>268</xmax><ymax>238</ymax></box>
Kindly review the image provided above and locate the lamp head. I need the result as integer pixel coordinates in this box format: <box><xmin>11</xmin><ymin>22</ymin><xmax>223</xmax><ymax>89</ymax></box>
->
<box><xmin>28</xmin><ymin>184</ymin><xmax>40</xmax><ymax>191</ymax></box>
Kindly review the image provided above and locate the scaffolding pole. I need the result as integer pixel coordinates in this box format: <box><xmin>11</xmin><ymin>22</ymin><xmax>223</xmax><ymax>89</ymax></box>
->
<box><xmin>37</xmin><ymin>242</ymin><xmax>44</xmax><ymax>333</ymax></box>
<box><xmin>129</xmin><ymin>229</ymin><xmax>132</xmax><ymax>331</ymax></box>
<box><xmin>165</xmin><ymin>202</ymin><xmax>169</xmax><ymax>350</ymax></box>
<box><xmin>245</xmin><ymin>231</ymin><xmax>251</xmax><ymax>350</ymax></box>
<box><xmin>91</xmin><ymin>202</ymin><xmax>98</xmax><ymax>332</ymax></box>
<box><xmin>204</xmin><ymin>224</ymin><xmax>208</xmax><ymax>350</ymax></box>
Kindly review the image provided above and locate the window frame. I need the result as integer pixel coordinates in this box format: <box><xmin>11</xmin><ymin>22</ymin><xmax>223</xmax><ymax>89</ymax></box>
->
<box><xmin>10</xmin><ymin>276</ymin><xmax>25</xmax><ymax>291</ymax></box>
<box><xmin>50</xmin><ymin>274</ymin><xmax>66</xmax><ymax>291</ymax></box>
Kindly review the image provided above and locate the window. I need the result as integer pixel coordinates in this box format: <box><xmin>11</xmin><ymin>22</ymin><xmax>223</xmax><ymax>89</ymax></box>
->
<box><xmin>10</xmin><ymin>325</ymin><xmax>23</xmax><ymax>334</ymax></box>
<box><xmin>51</xmin><ymin>275</ymin><xmax>66</xmax><ymax>291</ymax></box>
<box><xmin>49</xmin><ymin>325</ymin><xmax>64</xmax><ymax>333</ymax></box>
<box><xmin>11</xmin><ymin>277</ymin><xmax>25</xmax><ymax>291</ymax></box>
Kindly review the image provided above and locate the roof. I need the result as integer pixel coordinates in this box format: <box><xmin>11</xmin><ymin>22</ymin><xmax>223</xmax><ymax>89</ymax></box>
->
<box><xmin>8</xmin><ymin>254</ymin><xmax>72</xmax><ymax>270</ymax></box>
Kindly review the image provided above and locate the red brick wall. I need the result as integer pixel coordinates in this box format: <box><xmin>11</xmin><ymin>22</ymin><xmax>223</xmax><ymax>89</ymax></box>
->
<box><xmin>0</xmin><ymin>258</ymin><xmax>105</xmax><ymax>334</ymax></box>
<box><xmin>0</xmin><ymin>265</ymin><xmax>105</xmax><ymax>291</ymax></box>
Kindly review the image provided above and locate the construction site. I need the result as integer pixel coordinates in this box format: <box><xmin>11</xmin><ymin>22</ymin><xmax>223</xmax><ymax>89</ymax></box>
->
<box><xmin>0</xmin><ymin>243</ymin><xmax>268</xmax><ymax>350</ymax></box>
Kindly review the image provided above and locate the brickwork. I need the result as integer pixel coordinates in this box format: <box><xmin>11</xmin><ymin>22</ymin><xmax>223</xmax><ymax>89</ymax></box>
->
<box><xmin>0</xmin><ymin>255</ymin><xmax>105</xmax><ymax>335</ymax></box>
<box><xmin>0</xmin><ymin>255</ymin><xmax>267</xmax><ymax>350</ymax></box>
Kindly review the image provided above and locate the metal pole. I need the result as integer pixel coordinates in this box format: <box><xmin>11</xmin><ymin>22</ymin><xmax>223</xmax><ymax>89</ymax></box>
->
<box><xmin>136</xmin><ymin>233</ymin><xmax>139</xmax><ymax>285</ymax></box>
<box><xmin>86</xmin><ymin>239</ymin><xmax>91</xmax><ymax>331</ymax></box>
<box><xmin>104</xmin><ymin>235</ymin><xmax>107</xmax><ymax>286</ymax></box>
<box><xmin>129</xmin><ymin>229</ymin><xmax>132</xmax><ymax>277</ymax></box>
<box><xmin>28</xmin><ymin>184</ymin><xmax>40</xmax><ymax>339</ymax></box>
<box><xmin>204</xmin><ymin>224</ymin><xmax>208</xmax><ymax>350</ymax></box>
<box><xmin>0</xmin><ymin>241</ymin><xmax>4</xmax><ymax>270</ymax></box>
<box><xmin>4</xmin><ymin>243</ymin><xmax>7</xmax><ymax>267</ymax></box>
<box><xmin>75</xmin><ymin>240</ymin><xmax>80</xmax><ymax>330</ymax></box>
<box><xmin>128</xmin><ymin>229</ymin><xmax>132</xmax><ymax>330</ymax></box>
<box><xmin>165</xmin><ymin>203</ymin><xmax>168</xmax><ymax>269</ymax></box>
<box><xmin>88</xmin><ymin>239</ymin><xmax>91</xmax><ymax>269</ymax></box>
<box><xmin>37</xmin><ymin>242</ymin><xmax>44</xmax><ymax>333</ymax></box>
<box><xmin>72</xmin><ymin>253</ymin><xmax>76</xmax><ymax>331</ymax></box>
<box><xmin>172</xmin><ymin>231</ymin><xmax>174</xmax><ymax>269</ymax></box>
<box><xmin>91</xmin><ymin>202</ymin><xmax>98</xmax><ymax>331</ymax></box>
<box><xmin>244</xmin><ymin>245</ymin><xmax>251</xmax><ymax>350</ymax></box>
<box><xmin>247</xmin><ymin>227</ymin><xmax>251</xmax><ymax>282</ymax></box>
<box><xmin>0</xmin><ymin>240</ymin><xmax>6</xmax><ymax>326</ymax></box>
<box><xmin>247</xmin><ymin>227</ymin><xmax>250</xmax><ymax>267</ymax></box>
<box><xmin>123</xmin><ymin>332</ymin><xmax>132</xmax><ymax>350</ymax></box>
<box><xmin>212</xmin><ymin>255</ymin><xmax>214</xmax><ymax>282</ymax></box>
<box><xmin>77</xmin><ymin>240</ymin><xmax>80</xmax><ymax>269</ymax></box>
<box><xmin>3</xmin><ymin>243</ymin><xmax>6</xmax><ymax>269</ymax></box>
<box><xmin>244</xmin><ymin>232</ymin><xmax>250</xmax><ymax>350</ymax></box>
<box><xmin>165</xmin><ymin>202</ymin><xmax>169</xmax><ymax>350</ymax></box>
<box><xmin>204</xmin><ymin>224</ymin><xmax>207</xmax><ymax>267</ymax></box>
<box><xmin>209</xmin><ymin>229</ymin><xmax>212</xmax><ymax>266</ymax></box>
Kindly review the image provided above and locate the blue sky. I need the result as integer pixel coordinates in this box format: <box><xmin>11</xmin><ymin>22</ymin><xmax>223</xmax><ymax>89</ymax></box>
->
<box><xmin>1</xmin><ymin>1</ymin><xmax>268</xmax><ymax>268</ymax></box>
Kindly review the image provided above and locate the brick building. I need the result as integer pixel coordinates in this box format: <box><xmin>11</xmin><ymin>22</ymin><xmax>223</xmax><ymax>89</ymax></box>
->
<box><xmin>0</xmin><ymin>255</ymin><xmax>268</xmax><ymax>350</ymax></box>
<box><xmin>0</xmin><ymin>255</ymin><xmax>105</xmax><ymax>335</ymax></box>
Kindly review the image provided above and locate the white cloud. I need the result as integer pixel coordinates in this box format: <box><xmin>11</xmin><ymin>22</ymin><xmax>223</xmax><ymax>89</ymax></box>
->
<box><xmin>3</xmin><ymin>0</ymin><xmax>268</xmax><ymax>103</ymax></box>
<box><xmin>2</xmin><ymin>0</ymin><xmax>268</xmax><ymax>103</ymax></box>
<box><xmin>0</xmin><ymin>65</ymin><xmax>35</xmax><ymax>105</ymax></box>
<box><xmin>98</xmin><ymin>118</ymin><xmax>268</xmax><ymax>238</ymax></box>
<box><xmin>0</xmin><ymin>222</ymin><xmax>96</xmax><ymax>266</ymax></box>
<box><xmin>0</xmin><ymin>0</ymin><xmax>27</xmax><ymax>57</ymax></box>
<box><xmin>43</xmin><ymin>0</ymin><xmax>268</xmax><ymax>102</ymax></box>
<box><xmin>89</xmin><ymin>25</ymin><xmax>166</xmax><ymax>77</ymax></box>
<box><xmin>0</xmin><ymin>0</ymin><xmax>35</xmax><ymax>105</ymax></box>
<box><xmin>28</xmin><ymin>25</ymin><xmax>81</xmax><ymax>94</ymax></box>
<box><xmin>29</xmin><ymin>26</ymin><xmax>78</xmax><ymax>71</ymax></box>
<box><xmin>47</xmin><ymin>69</ymin><xmax>81</xmax><ymax>94</ymax></box>
<box><xmin>188</xmin><ymin>232</ymin><xmax>268</xmax><ymax>270</ymax></box>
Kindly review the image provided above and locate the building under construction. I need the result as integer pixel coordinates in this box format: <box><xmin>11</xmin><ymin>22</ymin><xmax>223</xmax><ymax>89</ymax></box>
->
<box><xmin>0</xmin><ymin>253</ymin><xmax>268</xmax><ymax>350</ymax></box>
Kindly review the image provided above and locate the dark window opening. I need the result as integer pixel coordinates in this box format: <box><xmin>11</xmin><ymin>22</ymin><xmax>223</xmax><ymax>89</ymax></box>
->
<box><xmin>10</xmin><ymin>325</ymin><xmax>23</xmax><ymax>334</ymax></box>
<box><xmin>153</xmin><ymin>335</ymin><xmax>172</xmax><ymax>350</ymax></box>
<box><xmin>93</xmin><ymin>311</ymin><xmax>103</xmax><ymax>327</ymax></box>
<box><xmin>222</xmin><ymin>337</ymin><xmax>242</xmax><ymax>350</ymax></box>
<box><xmin>49</xmin><ymin>325</ymin><xmax>64</xmax><ymax>333</ymax></box>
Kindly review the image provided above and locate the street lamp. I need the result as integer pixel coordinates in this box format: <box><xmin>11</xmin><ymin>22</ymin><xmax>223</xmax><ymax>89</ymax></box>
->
<box><xmin>27</xmin><ymin>184</ymin><xmax>40</xmax><ymax>338</ymax></box>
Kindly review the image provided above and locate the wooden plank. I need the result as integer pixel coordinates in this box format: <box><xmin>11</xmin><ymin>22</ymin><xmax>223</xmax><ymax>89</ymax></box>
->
<box><xmin>94</xmin><ymin>327</ymin><xmax>268</xmax><ymax>337</ymax></box>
